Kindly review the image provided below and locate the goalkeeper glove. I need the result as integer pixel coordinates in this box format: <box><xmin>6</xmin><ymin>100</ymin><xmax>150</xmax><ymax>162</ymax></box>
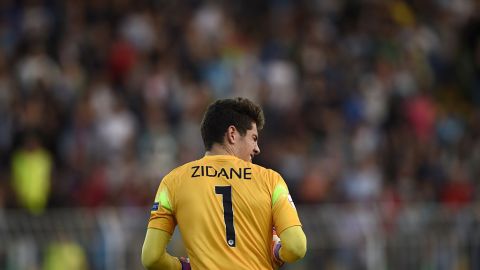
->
<box><xmin>272</xmin><ymin>228</ymin><xmax>284</xmax><ymax>268</ymax></box>
<box><xmin>179</xmin><ymin>257</ymin><xmax>191</xmax><ymax>270</ymax></box>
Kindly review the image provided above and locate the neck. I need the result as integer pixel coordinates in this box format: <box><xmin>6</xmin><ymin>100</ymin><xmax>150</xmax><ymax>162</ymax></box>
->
<box><xmin>206</xmin><ymin>143</ymin><xmax>236</xmax><ymax>157</ymax></box>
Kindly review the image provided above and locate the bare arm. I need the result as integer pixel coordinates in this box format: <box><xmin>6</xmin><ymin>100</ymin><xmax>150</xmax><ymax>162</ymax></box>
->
<box><xmin>141</xmin><ymin>228</ymin><xmax>182</xmax><ymax>270</ymax></box>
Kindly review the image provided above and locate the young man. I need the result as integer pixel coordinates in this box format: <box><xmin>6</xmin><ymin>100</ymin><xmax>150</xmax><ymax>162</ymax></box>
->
<box><xmin>142</xmin><ymin>98</ymin><xmax>307</xmax><ymax>270</ymax></box>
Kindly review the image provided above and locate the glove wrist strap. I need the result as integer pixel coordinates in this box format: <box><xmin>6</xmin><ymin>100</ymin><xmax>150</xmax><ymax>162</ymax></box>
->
<box><xmin>274</xmin><ymin>242</ymin><xmax>283</xmax><ymax>264</ymax></box>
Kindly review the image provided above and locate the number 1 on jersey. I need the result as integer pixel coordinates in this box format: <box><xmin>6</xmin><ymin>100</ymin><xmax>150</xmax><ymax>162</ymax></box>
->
<box><xmin>215</xmin><ymin>186</ymin><xmax>236</xmax><ymax>247</ymax></box>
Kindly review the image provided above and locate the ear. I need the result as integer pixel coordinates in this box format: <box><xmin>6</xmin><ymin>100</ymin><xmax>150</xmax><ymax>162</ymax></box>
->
<box><xmin>226</xmin><ymin>125</ymin><xmax>237</xmax><ymax>144</ymax></box>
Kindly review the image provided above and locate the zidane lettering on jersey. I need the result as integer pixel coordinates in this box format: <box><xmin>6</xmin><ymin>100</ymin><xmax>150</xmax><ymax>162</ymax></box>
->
<box><xmin>191</xmin><ymin>166</ymin><xmax>252</xmax><ymax>180</ymax></box>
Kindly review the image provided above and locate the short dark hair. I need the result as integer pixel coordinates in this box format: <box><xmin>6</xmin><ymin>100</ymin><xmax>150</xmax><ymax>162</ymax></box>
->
<box><xmin>200</xmin><ymin>97</ymin><xmax>265</xmax><ymax>151</ymax></box>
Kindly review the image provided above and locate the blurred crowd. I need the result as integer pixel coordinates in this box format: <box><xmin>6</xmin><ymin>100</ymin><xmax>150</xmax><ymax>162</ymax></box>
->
<box><xmin>0</xmin><ymin>0</ymin><xmax>480</xmax><ymax>215</ymax></box>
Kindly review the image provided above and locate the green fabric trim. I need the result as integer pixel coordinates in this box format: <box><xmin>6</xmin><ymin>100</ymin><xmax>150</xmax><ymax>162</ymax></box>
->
<box><xmin>159</xmin><ymin>190</ymin><xmax>172</xmax><ymax>212</ymax></box>
<box><xmin>272</xmin><ymin>185</ymin><xmax>289</xmax><ymax>205</ymax></box>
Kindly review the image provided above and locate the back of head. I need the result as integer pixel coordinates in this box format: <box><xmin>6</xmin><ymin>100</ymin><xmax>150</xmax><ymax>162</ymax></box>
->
<box><xmin>200</xmin><ymin>97</ymin><xmax>265</xmax><ymax>151</ymax></box>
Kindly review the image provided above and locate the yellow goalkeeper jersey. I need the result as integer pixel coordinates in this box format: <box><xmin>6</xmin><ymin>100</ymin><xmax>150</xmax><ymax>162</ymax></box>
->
<box><xmin>148</xmin><ymin>154</ymin><xmax>301</xmax><ymax>270</ymax></box>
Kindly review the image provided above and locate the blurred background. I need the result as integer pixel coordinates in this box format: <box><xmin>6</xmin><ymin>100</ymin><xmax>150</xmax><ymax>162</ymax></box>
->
<box><xmin>1</xmin><ymin>0</ymin><xmax>480</xmax><ymax>269</ymax></box>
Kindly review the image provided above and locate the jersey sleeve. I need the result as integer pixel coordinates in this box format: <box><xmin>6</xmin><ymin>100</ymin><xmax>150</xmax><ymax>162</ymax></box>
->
<box><xmin>147</xmin><ymin>176</ymin><xmax>176</xmax><ymax>234</ymax></box>
<box><xmin>270</xmin><ymin>171</ymin><xmax>302</xmax><ymax>234</ymax></box>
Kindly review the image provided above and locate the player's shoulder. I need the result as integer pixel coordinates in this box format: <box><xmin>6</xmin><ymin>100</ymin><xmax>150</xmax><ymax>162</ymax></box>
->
<box><xmin>161</xmin><ymin>160</ymin><xmax>199</xmax><ymax>182</ymax></box>
<box><xmin>250</xmin><ymin>162</ymin><xmax>282</xmax><ymax>179</ymax></box>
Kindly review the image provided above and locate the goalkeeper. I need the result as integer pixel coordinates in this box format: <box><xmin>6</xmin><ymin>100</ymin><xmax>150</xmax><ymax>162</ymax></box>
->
<box><xmin>142</xmin><ymin>98</ymin><xmax>307</xmax><ymax>270</ymax></box>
